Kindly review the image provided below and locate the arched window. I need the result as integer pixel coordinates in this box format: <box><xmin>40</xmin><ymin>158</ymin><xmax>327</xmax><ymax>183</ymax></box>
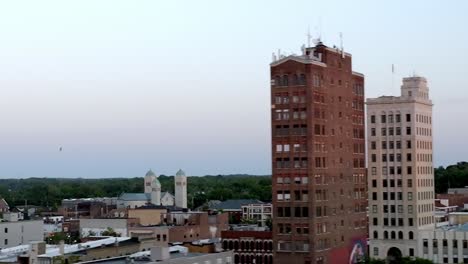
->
<box><xmin>398</xmin><ymin>231</ymin><xmax>403</xmax><ymax>240</ymax></box>
<box><xmin>282</xmin><ymin>75</ymin><xmax>289</xmax><ymax>86</ymax></box>
<box><xmin>240</xmin><ymin>241</ymin><xmax>244</xmax><ymax>250</ymax></box>
<box><xmin>229</xmin><ymin>240</ymin><xmax>233</xmax><ymax>250</ymax></box>
<box><xmin>250</xmin><ymin>241</ymin><xmax>254</xmax><ymax>251</ymax></box>
<box><xmin>391</xmin><ymin>231</ymin><xmax>396</xmax><ymax>239</ymax></box>
<box><xmin>384</xmin><ymin>231</ymin><xmax>389</xmax><ymax>239</ymax></box>
<box><xmin>300</xmin><ymin>74</ymin><xmax>306</xmax><ymax>85</ymax></box>
<box><xmin>234</xmin><ymin>240</ymin><xmax>239</xmax><ymax>250</ymax></box>
<box><xmin>234</xmin><ymin>254</ymin><xmax>239</xmax><ymax>264</ymax></box>
<box><xmin>257</xmin><ymin>255</ymin><xmax>263</xmax><ymax>264</ymax></box>
<box><xmin>373</xmin><ymin>231</ymin><xmax>378</xmax><ymax>239</ymax></box>
<box><xmin>223</xmin><ymin>240</ymin><xmax>228</xmax><ymax>249</ymax></box>
<box><xmin>409</xmin><ymin>231</ymin><xmax>414</xmax><ymax>240</ymax></box>
<box><xmin>240</xmin><ymin>255</ymin><xmax>244</xmax><ymax>264</ymax></box>
<box><xmin>293</xmin><ymin>74</ymin><xmax>299</xmax><ymax>85</ymax></box>
<box><xmin>275</xmin><ymin>76</ymin><xmax>281</xmax><ymax>87</ymax></box>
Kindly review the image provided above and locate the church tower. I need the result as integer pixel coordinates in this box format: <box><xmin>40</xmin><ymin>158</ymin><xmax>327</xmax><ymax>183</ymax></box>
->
<box><xmin>175</xmin><ymin>169</ymin><xmax>187</xmax><ymax>208</ymax></box>
<box><xmin>144</xmin><ymin>169</ymin><xmax>157</xmax><ymax>194</ymax></box>
<box><xmin>150</xmin><ymin>177</ymin><xmax>161</xmax><ymax>206</ymax></box>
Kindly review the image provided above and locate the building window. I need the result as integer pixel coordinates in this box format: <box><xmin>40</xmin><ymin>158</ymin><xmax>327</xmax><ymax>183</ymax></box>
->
<box><xmin>407</xmin><ymin>179</ymin><xmax>413</xmax><ymax>188</ymax></box>
<box><xmin>408</xmin><ymin>192</ymin><xmax>413</xmax><ymax>201</ymax></box>
<box><xmin>409</xmin><ymin>231</ymin><xmax>414</xmax><ymax>240</ymax></box>
<box><xmin>406</xmin><ymin>127</ymin><xmax>411</xmax><ymax>135</ymax></box>
<box><xmin>371</xmin><ymin>128</ymin><xmax>376</xmax><ymax>136</ymax></box>
<box><xmin>371</xmin><ymin>115</ymin><xmax>376</xmax><ymax>123</ymax></box>
<box><xmin>4</xmin><ymin>228</ymin><xmax>7</xmax><ymax>233</ymax></box>
<box><xmin>409</xmin><ymin>248</ymin><xmax>414</xmax><ymax>256</ymax></box>
<box><xmin>406</xmin><ymin>114</ymin><xmax>411</xmax><ymax>122</ymax></box>
<box><xmin>396</xmin><ymin>114</ymin><xmax>401</xmax><ymax>122</ymax></box>
<box><xmin>381</xmin><ymin>115</ymin><xmax>386</xmax><ymax>123</ymax></box>
<box><xmin>381</xmin><ymin>128</ymin><xmax>386</xmax><ymax>136</ymax></box>
<box><xmin>373</xmin><ymin>247</ymin><xmax>379</xmax><ymax>256</ymax></box>
<box><xmin>282</xmin><ymin>75</ymin><xmax>289</xmax><ymax>86</ymax></box>
<box><xmin>407</xmin><ymin>140</ymin><xmax>412</xmax><ymax>149</ymax></box>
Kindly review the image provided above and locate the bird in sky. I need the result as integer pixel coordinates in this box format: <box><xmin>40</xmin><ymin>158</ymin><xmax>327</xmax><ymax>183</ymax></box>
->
<box><xmin>59</xmin><ymin>147</ymin><xmax>63</xmax><ymax>152</ymax></box>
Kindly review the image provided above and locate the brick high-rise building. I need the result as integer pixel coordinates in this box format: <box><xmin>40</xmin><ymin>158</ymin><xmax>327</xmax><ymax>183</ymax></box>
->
<box><xmin>270</xmin><ymin>42</ymin><xmax>367</xmax><ymax>264</ymax></box>
<box><xmin>367</xmin><ymin>76</ymin><xmax>434</xmax><ymax>262</ymax></box>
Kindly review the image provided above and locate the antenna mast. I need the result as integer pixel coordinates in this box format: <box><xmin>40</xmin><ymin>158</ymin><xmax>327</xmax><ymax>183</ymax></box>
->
<box><xmin>339</xmin><ymin>32</ymin><xmax>344</xmax><ymax>58</ymax></box>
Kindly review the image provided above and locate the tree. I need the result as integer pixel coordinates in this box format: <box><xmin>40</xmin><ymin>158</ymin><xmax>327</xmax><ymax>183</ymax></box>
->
<box><xmin>101</xmin><ymin>227</ymin><xmax>119</xmax><ymax>237</ymax></box>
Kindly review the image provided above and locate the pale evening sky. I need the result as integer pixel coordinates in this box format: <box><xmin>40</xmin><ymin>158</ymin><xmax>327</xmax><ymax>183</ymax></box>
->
<box><xmin>0</xmin><ymin>0</ymin><xmax>467</xmax><ymax>178</ymax></box>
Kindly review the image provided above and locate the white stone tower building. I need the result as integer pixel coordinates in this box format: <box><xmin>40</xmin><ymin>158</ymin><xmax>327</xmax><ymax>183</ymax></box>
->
<box><xmin>150</xmin><ymin>177</ymin><xmax>161</xmax><ymax>206</ymax></box>
<box><xmin>367</xmin><ymin>76</ymin><xmax>435</xmax><ymax>260</ymax></box>
<box><xmin>144</xmin><ymin>169</ymin><xmax>157</xmax><ymax>194</ymax></box>
<box><xmin>175</xmin><ymin>169</ymin><xmax>187</xmax><ymax>208</ymax></box>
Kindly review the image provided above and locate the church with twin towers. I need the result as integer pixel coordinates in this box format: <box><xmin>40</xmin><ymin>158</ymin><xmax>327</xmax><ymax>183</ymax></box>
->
<box><xmin>117</xmin><ymin>169</ymin><xmax>187</xmax><ymax>209</ymax></box>
<box><xmin>144</xmin><ymin>169</ymin><xmax>188</xmax><ymax>208</ymax></box>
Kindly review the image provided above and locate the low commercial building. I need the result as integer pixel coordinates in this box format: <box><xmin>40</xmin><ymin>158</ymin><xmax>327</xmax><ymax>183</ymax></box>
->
<box><xmin>241</xmin><ymin>203</ymin><xmax>272</xmax><ymax>227</ymax></box>
<box><xmin>59</xmin><ymin>198</ymin><xmax>116</xmax><ymax>219</ymax></box>
<box><xmin>36</xmin><ymin>237</ymin><xmax>141</xmax><ymax>264</ymax></box>
<box><xmin>221</xmin><ymin>230</ymin><xmax>273</xmax><ymax>264</ymax></box>
<box><xmin>419</xmin><ymin>224</ymin><xmax>468</xmax><ymax>263</ymax></box>
<box><xmin>0</xmin><ymin>220</ymin><xmax>43</xmax><ymax>248</ymax></box>
<box><xmin>210</xmin><ymin>200</ymin><xmax>263</xmax><ymax>224</ymax></box>
<box><xmin>79</xmin><ymin>218</ymin><xmax>139</xmax><ymax>237</ymax></box>
<box><xmin>128</xmin><ymin>205</ymin><xmax>169</xmax><ymax>226</ymax></box>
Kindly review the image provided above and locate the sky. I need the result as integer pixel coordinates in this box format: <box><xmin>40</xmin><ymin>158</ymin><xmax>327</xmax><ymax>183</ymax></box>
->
<box><xmin>0</xmin><ymin>0</ymin><xmax>467</xmax><ymax>178</ymax></box>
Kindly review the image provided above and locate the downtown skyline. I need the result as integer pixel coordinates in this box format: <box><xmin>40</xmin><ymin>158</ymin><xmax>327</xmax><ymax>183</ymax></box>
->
<box><xmin>0</xmin><ymin>0</ymin><xmax>467</xmax><ymax>178</ymax></box>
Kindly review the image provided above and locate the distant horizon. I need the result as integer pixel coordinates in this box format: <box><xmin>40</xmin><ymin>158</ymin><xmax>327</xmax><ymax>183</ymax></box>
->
<box><xmin>1</xmin><ymin>1</ymin><xmax>467</xmax><ymax>178</ymax></box>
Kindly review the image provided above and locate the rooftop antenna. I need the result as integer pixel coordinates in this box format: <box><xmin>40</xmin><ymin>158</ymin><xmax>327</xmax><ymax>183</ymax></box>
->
<box><xmin>339</xmin><ymin>32</ymin><xmax>344</xmax><ymax>58</ymax></box>
<box><xmin>318</xmin><ymin>17</ymin><xmax>323</xmax><ymax>43</ymax></box>
<box><xmin>307</xmin><ymin>26</ymin><xmax>312</xmax><ymax>47</ymax></box>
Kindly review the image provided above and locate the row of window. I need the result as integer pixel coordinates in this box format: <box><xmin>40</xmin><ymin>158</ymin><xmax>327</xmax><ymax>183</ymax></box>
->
<box><xmin>417</xmin><ymin>127</ymin><xmax>432</xmax><ymax>136</ymax></box>
<box><xmin>222</xmin><ymin>239</ymin><xmax>273</xmax><ymax>252</ymax></box>
<box><xmin>370</xmin><ymin>113</ymin><xmax>411</xmax><ymax>124</ymax></box>
<box><xmin>370</xmin><ymin>165</ymin><xmax>412</xmax><ymax>176</ymax></box>
<box><xmin>275</xmin><ymin>144</ymin><xmax>307</xmax><ymax>153</ymax></box>
<box><xmin>372</xmin><ymin>230</ymin><xmax>414</xmax><ymax>240</ymax></box>
<box><xmin>371</xmin><ymin>140</ymin><xmax>412</xmax><ymax>150</ymax></box>
<box><xmin>276</xmin><ymin>207</ymin><xmax>309</xmax><ymax>217</ymax></box>
<box><xmin>371</xmin><ymin>191</ymin><xmax>413</xmax><ymax>201</ymax></box>
<box><xmin>372</xmin><ymin>217</ymin><xmax>414</xmax><ymax>227</ymax></box>
<box><xmin>371</xmin><ymin>153</ymin><xmax>412</xmax><ymax>163</ymax></box>
<box><xmin>275</xmin><ymin>157</ymin><xmax>308</xmax><ymax>169</ymax></box>
<box><xmin>274</xmin><ymin>124</ymin><xmax>307</xmax><ymax>136</ymax></box>
<box><xmin>371</xmin><ymin>179</ymin><xmax>412</xmax><ymax>188</ymax></box>
<box><xmin>416</xmin><ymin>114</ymin><xmax>432</xmax><ymax>124</ymax></box>
<box><xmin>371</xmin><ymin>204</ymin><xmax>413</xmax><ymax>214</ymax></box>
<box><xmin>274</xmin><ymin>94</ymin><xmax>306</xmax><ymax>105</ymax></box>
<box><xmin>273</xmin><ymin>74</ymin><xmax>307</xmax><ymax>87</ymax></box>
<box><xmin>370</xmin><ymin>126</ymin><xmax>412</xmax><ymax>136</ymax></box>
<box><xmin>274</xmin><ymin>109</ymin><xmax>307</xmax><ymax>120</ymax></box>
<box><xmin>276</xmin><ymin>190</ymin><xmax>308</xmax><ymax>202</ymax></box>
<box><xmin>277</xmin><ymin>224</ymin><xmax>309</xmax><ymax>235</ymax></box>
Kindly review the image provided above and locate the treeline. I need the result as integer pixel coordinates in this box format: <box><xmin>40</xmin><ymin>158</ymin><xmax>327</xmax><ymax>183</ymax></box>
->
<box><xmin>434</xmin><ymin>161</ymin><xmax>468</xmax><ymax>193</ymax></box>
<box><xmin>0</xmin><ymin>161</ymin><xmax>465</xmax><ymax>210</ymax></box>
<box><xmin>0</xmin><ymin>174</ymin><xmax>271</xmax><ymax>209</ymax></box>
